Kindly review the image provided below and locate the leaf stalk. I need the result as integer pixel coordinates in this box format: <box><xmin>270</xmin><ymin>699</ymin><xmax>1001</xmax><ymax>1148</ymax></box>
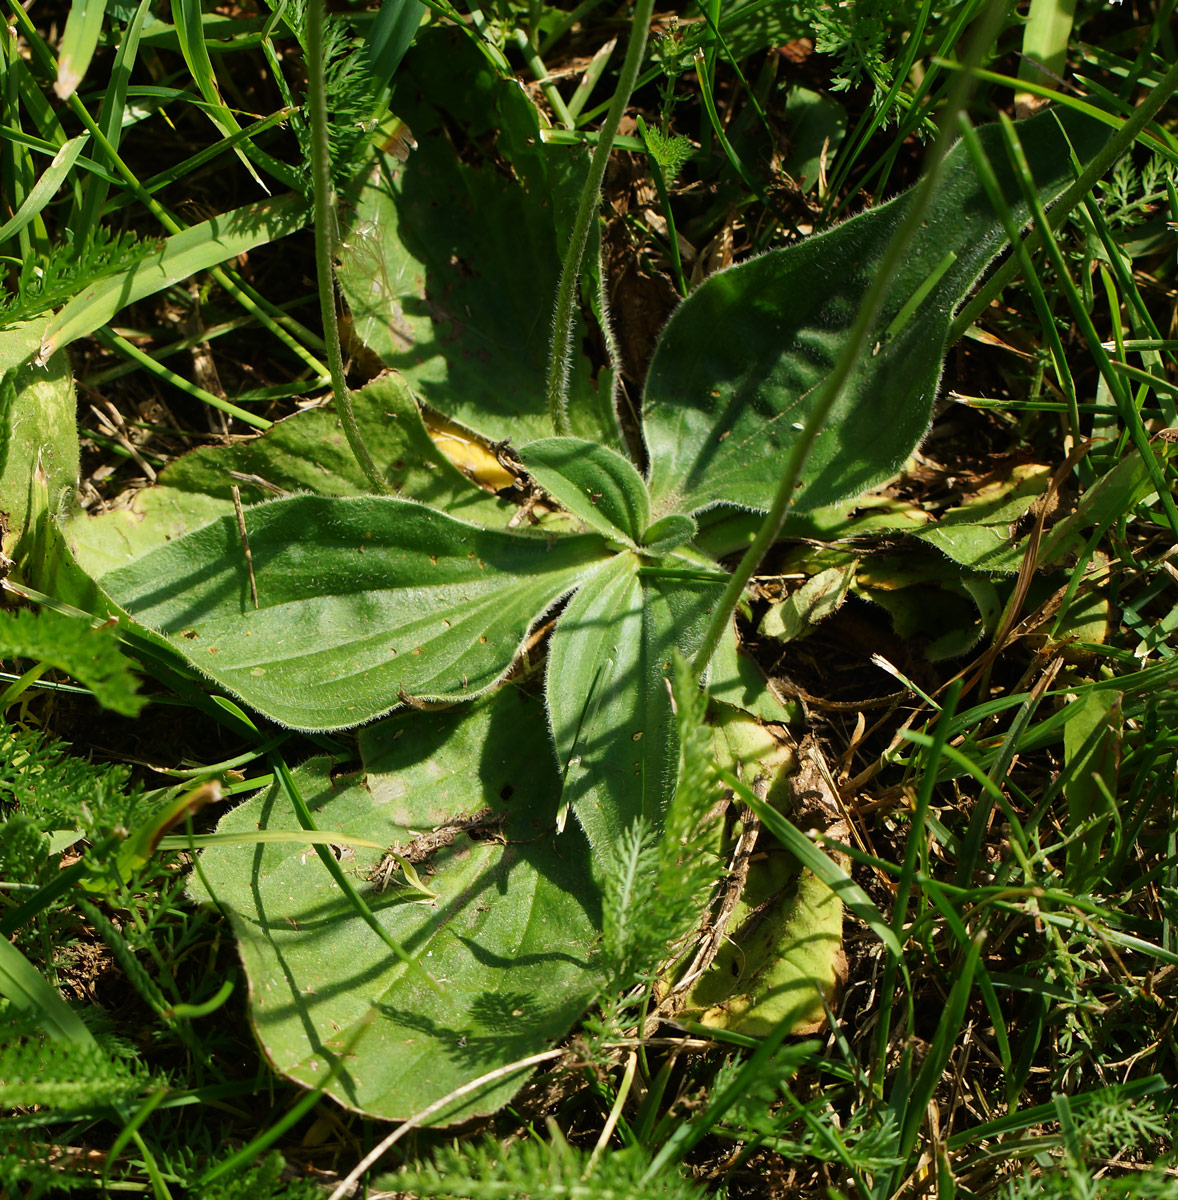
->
<box><xmin>547</xmin><ymin>0</ymin><xmax>655</xmax><ymax>436</ymax></box>
<box><xmin>306</xmin><ymin>0</ymin><xmax>388</xmax><ymax>492</ymax></box>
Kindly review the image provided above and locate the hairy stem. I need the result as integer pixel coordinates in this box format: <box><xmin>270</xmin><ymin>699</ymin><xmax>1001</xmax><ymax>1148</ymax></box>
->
<box><xmin>306</xmin><ymin>0</ymin><xmax>388</xmax><ymax>492</ymax></box>
<box><xmin>691</xmin><ymin>0</ymin><xmax>1009</xmax><ymax>677</ymax></box>
<box><xmin>547</xmin><ymin>0</ymin><xmax>655</xmax><ymax>436</ymax></box>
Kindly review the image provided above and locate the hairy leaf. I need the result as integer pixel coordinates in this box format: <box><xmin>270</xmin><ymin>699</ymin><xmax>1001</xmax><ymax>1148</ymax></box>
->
<box><xmin>65</xmin><ymin>377</ymin><xmax>507</xmax><ymax>581</ymax></box>
<box><xmin>336</xmin><ymin>28</ymin><xmax>614</xmax><ymax>447</ymax></box>
<box><xmin>520</xmin><ymin>438</ymin><xmax>649</xmax><ymax>543</ymax></box>
<box><xmin>642</xmin><ymin>109</ymin><xmax>1109</xmax><ymax>517</ymax></box>
<box><xmin>915</xmin><ymin>462</ymin><xmax>1049</xmax><ymax>573</ymax></box>
<box><xmin>546</xmin><ymin>553</ymin><xmax>722</xmax><ymax>859</ymax></box>
<box><xmin>92</xmin><ymin>495</ymin><xmax>611</xmax><ymax>730</ymax></box>
<box><xmin>192</xmin><ymin>687</ymin><xmax>601</xmax><ymax>1121</ymax></box>
<box><xmin>0</xmin><ymin>351</ymin><xmax>78</xmax><ymax>573</ymax></box>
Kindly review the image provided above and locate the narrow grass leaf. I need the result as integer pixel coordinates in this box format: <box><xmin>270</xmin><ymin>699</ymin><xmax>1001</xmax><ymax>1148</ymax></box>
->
<box><xmin>54</xmin><ymin>0</ymin><xmax>108</xmax><ymax>99</ymax></box>
<box><xmin>37</xmin><ymin>193</ymin><xmax>308</xmax><ymax>361</ymax></box>
<box><xmin>73</xmin><ymin>0</ymin><xmax>153</xmax><ymax>236</ymax></box>
<box><xmin>169</xmin><ymin>0</ymin><xmax>265</xmax><ymax>188</ymax></box>
<box><xmin>946</xmin><ymin>1076</ymin><xmax>1169</xmax><ymax>1151</ymax></box>
<box><xmin>1062</xmin><ymin>688</ymin><xmax>1121</xmax><ymax>887</ymax></box>
<box><xmin>892</xmin><ymin>932</ymin><xmax>983</xmax><ymax>1188</ymax></box>
<box><xmin>0</xmin><ymin>937</ymin><xmax>95</xmax><ymax>1045</ymax></box>
<box><xmin>363</xmin><ymin>0</ymin><xmax>426</xmax><ymax>89</ymax></box>
<box><xmin>0</xmin><ymin>135</ymin><xmax>87</xmax><ymax>245</ymax></box>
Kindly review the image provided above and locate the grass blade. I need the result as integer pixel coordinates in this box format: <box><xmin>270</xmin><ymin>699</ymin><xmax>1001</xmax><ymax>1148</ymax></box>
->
<box><xmin>37</xmin><ymin>192</ymin><xmax>308</xmax><ymax>361</ymax></box>
<box><xmin>0</xmin><ymin>936</ymin><xmax>96</xmax><ymax>1045</ymax></box>
<box><xmin>54</xmin><ymin>0</ymin><xmax>109</xmax><ymax>100</ymax></box>
<box><xmin>364</xmin><ymin>0</ymin><xmax>426</xmax><ymax>91</ymax></box>
<box><xmin>891</xmin><ymin>931</ymin><xmax>984</xmax><ymax>1190</ymax></box>
<box><xmin>73</xmin><ymin>0</ymin><xmax>152</xmax><ymax>236</ymax></box>
<box><xmin>0</xmin><ymin>134</ymin><xmax>87</xmax><ymax>245</ymax></box>
<box><xmin>170</xmin><ymin>0</ymin><xmax>266</xmax><ymax>189</ymax></box>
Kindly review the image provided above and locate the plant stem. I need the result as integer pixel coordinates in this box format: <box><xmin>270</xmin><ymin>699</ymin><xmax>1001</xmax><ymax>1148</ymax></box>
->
<box><xmin>306</xmin><ymin>0</ymin><xmax>388</xmax><ymax>492</ymax></box>
<box><xmin>691</xmin><ymin>0</ymin><xmax>1009</xmax><ymax>677</ymax></box>
<box><xmin>547</xmin><ymin>0</ymin><xmax>655</xmax><ymax>437</ymax></box>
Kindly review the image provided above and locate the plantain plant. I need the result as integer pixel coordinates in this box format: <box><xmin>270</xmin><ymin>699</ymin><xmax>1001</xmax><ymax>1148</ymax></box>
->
<box><xmin>0</xmin><ymin>11</ymin><xmax>1145</xmax><ymax>1127</ymax></box>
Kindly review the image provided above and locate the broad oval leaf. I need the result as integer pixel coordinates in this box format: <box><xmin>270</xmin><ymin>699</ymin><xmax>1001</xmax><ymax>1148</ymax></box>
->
<box><xmin>520</xmin><ymin>438</ymin><xmax>649</xmax><ymax>544</ymax></box>
<box><xmin>93</xmin><ymin>495</ymin><xmax>613</xmax><ymax>730</ymax></box>
<box><xmin>190</xmin><ymin>686</ymin><xmax>602</xmax><ymax>1121</ymax></box>
<box><xmin>640</xmin><ymin>513</ymin><xmax>697</xmax><ymax>555</ymax></box>
<box><xmin>642</xmin><ymin>108</ymin><xmax>1108</xmax><ymax>517</ymax></box>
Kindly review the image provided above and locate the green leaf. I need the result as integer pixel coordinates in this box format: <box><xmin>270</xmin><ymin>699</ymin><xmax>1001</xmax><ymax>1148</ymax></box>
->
<box><xmin>1062</xmin><ymin>688</ymin><xmax>1121</xmax><ymax>887</ymax></box>
<box><xmin>363</xmin><ymin>0</ymin><xmax>426</xmax><ymax>90</ymax></box>
<box><xmin>723</xmin><ymin>766</ymin><xmax>902</xmax><ymax>958</ymax></box>
<box><xmin>336</xmin><ymin>29</ymin><xmax>614</xmax><ymax>448</ymax></box>
<box><xmin>71</xmin><ymin>0</ymin><xmax>153</xmax><ymax>241</ymax></box>
<box><xmin>92</xmin><ymin>495</ymin><xmax>611</xmax><ymax>730</ymax></box>
<box><xmin>0</xmin><ymin>135</ymin><xmax>88</xmax><ymax>243</ymax></box>
<box><xmin>782</xmin><ymin>86</ymin><xmax>846</xmax><ymax>194</ymax></box>
<box><xmin>191</xmin><ymin>687</ymin><xmax>602</xmax><ymax>1122</ymax></box>
<box><xmin>915</xmin><ymin>462</ymin><xmax>1049</xmax><ymax>572</ymax></box>
<box><xmin>37</xmin><ymin>193</ymin><xmax>308</xmax><ymax>361</ymax></box>
<box><xmin>0</xmin><ymin>352</ymin><xmax>79</xmax><ymax>574</ymax></box>
<box><xmin>854</xmin><ymin>548</ymin><xmax>996</xmax><ymax>661</ymax></box>
<box><xmin>0</xmin><ymin>608</ymin><xmax>145</xmax><ymax>716</ymax></box>
<box><xmin>0</xmin><ymin>936</ymin><xmax>95</xmax><ymax>1045</ymax></box>
<box><xmin>639</xmin><ymin>513</ymin><xmax>697</xmax><ymax>555</ymax></box>
<box><xmin>546</xmin><ymin>552</ymin><xmax>722</xmax><ymax>858</ymax></box>
<box><xmin>642</xmin><ymin>108</ymin><xmax>1109</xmax><ymax>517</ymax></box>
<box><xmin>169</xmin><ymin>0</ymin><xmax>264</xmax><ymax>187</ymax></box>
<box><xmin>64</xmin><ymin>376</ymin><xmax>507</xmax><ymax>581</ymax></box>
<box><xmin>1038</xmin><ymin>446</ymin><xmax>1172</xmax><ymax>568</ymax></box>
<box><xmin>520</xmin><ymin>438</ymin><xmax>649</xmax><ymax>544</ymax></box>
<box><xmin>707</xmin><ymin>620</ymin><xmax>798</xmax><ymax>723</ymax></box>
<box><xmin>639</xmin><ymin>124</ymin><xmax>694</xmax><ymax>187</ymax></box>
<box><xmin>54</xmin><ymin>0</ymin><xmax>108</xmax><ymax>99</ymax></box>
